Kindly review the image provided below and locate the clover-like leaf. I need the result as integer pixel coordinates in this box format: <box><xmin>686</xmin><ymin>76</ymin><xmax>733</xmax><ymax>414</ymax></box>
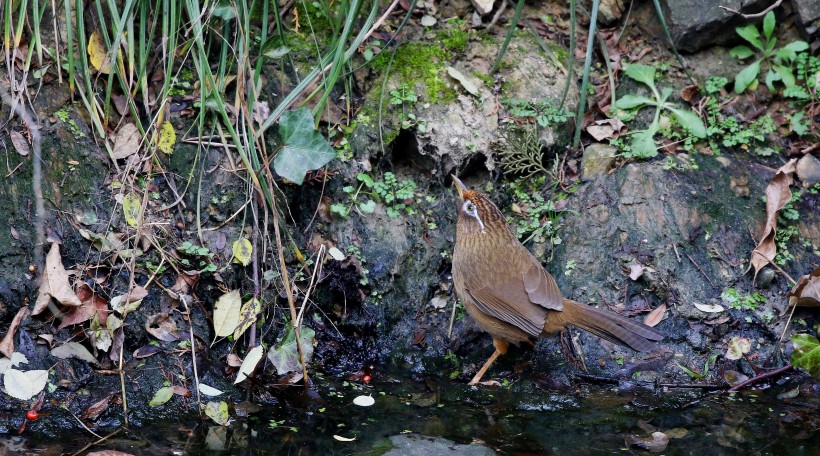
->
<box><xmin>273</xmin><ymin>108</ymin><xmax>336</xmax><ymax>185</ymax></box>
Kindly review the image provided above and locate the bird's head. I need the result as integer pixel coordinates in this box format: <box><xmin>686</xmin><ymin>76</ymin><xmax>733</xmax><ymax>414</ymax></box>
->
<box><xmin>451</xmin><ymin>175</ymin><xmax>506</xmax><ymax>236</ymax></box>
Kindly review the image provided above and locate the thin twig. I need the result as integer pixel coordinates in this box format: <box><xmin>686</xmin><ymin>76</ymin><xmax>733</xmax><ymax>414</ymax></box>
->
<box><xmin>69</xmin><ymin>427</ymin><xmax>123</xmax><ymax>456</ymax></box>
<box><xmin>686</xmin><ymin>253</ymin><xmax>715</xmax><ymax>286</ymax></box>
<box><xmin>726</xmin><ymin>364</ymin><xmax>792</xmax><ymax>392</ymax></box>
<box><xmin>719</xmin><ymin>0</ymin><xmax>783</xmax><ymax>18</ymax></box>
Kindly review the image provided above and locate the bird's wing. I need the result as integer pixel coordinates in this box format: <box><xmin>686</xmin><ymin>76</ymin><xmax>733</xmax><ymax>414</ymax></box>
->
<box><xmin>466</xmin><ymin>277</ymin><xmax>548</xmax><ymax>337</ymax></box>
<box><xmin>521</xmin><ymin>254</ymin><xmax>564</xmax><ymax>311</ymax></box>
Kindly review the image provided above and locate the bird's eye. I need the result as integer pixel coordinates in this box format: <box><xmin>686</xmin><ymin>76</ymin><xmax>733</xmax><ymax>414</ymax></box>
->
<box><xmin>463</xmin><ymin>200</ymin><xmax>476</xmax><ymax>215</ymax></box>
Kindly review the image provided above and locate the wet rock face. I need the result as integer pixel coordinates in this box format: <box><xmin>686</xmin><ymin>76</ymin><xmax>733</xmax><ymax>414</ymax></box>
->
<box><xmin>657</xmin><ymin>0</ymin><xmax>772</xmax><ymax>53</ymax></box>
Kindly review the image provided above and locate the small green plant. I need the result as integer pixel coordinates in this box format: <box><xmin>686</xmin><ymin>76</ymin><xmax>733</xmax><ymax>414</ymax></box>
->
<box><xmin>389</xmin><ymin>83</ymin><xmax>427</xmax><ymax>132</ymax></box>
<box><xmin>699</xmin><ymin>77</ymin><xmax>776</xmax><ymax>153</ymax></box>
<box><xmin>730</xmin><ymin>11</ymin><xmax>809</xmax><ymax>94</ymax></box>
<box><xmin>614</xmin><ymin>64</ymin><xmax>706</xmax><ymax>159</ymax></box>
<box><xmin>501</xmin><ymin>98</ymin><xmax>571</xmax><ymax>128</ymax></box>
<box><xmin>677</xmin><ymin>353</ymin><xmax>718</xmax><ymax>379</ymax></box>
<box><xmin>497</xmin><ymin>126</ymin><xmax>548</xmax><ymax>177</ymax></box>
<box><xmin>564</xmin><ymin>259</ymin><xmax>577</xmax><ymax>277</ymax></box>
<box><xmin>505</xmin><ymin>177</ymin><xmax>565</xmax><ymax>256</ymax></box>
<box><xmin>330</xmin><ymin>173</ymin><xmax>378</xmax><ymax>218</ymax></box>
<box><xmin>176</xmin><ymin>241</ymin><xmax>217</xmax><ymax>272</ymax></box>
<box><xmin>774</xmin><ymin>192</ymin><xmax>801</xmax><ymax>265</ymax></box>
<box><xmin>720</xmin><ymin>288</ymin><xmax>766</xmax><ymax>310</ymax></box>
<box><xmin>373</xmin><ymin>172</ymin><xmax>417</xmax><ymax>218</ymax></box>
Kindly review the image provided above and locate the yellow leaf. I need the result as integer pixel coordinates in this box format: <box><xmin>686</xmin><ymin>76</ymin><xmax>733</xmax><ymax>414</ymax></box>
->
<box><xmin>212</xmin><ymin>290</ymin><xmax>241</xmax><ymax>345</ymax></box>
<box><xmin>157</xmin><ymin>121</ymin><xmax>176</xmax><ymax>154</ymax></box>
<box><xmin>122</xmin><ymin>193</ymin><xmax>142</xmax><ymax>228</ymax></box>
<box><xmin>87</xmin><ymin>31</ymin><xmax>112</xmax><ymax>74</ymax></box>
<box><xmin>232</xmin><ymin>237</ymin><xmax>253</xmax><ymax>266</ymax></box>
<box><xmin>233</xmin><ymin>298</ymin><xmax>261</xmax><ymax>340</ymax></box>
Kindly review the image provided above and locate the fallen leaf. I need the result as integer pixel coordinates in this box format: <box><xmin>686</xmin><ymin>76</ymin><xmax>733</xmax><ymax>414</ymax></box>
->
<box><xmin>111</xmin><ymin>123</ymin><xmax>141</xmax><ymax>159</ymax></box>
<box><xmin>233</xmin><ymin>298</ymin><xmax>261</xmax><ymax>340</ymax></box>
<box><xmin>625</xmin><ymin>431</ymin><xmax>669</xmax><ymax>453</ymax></box>
<box><xmin>33</xmin><ymin>243</ymin><xmax>82</xmax><ymax>315</ymax></box>
<box><xmin>234</xmin><ymin>345</ymin><xmax>264</xmax><ymax>384</ymax></box>
<box><xmin>156</xmin><ymin>121</ymin><xmax>176</xmax><ymax>154</ymax></box>
<box><xmin>333</xmin><ymin>435</ymin><xmax>357</xmax><ymax>442</ymax></box>
<box><xmin>267</xmin><ymin>325</ymin><xmax>315</xmax><ymax>375</ymax></box>
<box><xmin>149</xmin><ymin>386</ymin><xmax>174</xmax><ymax>406</ymax></box>
<box><xmin>788</xmin><ymin>267</ymin><xmax>820</xmax><ymax>307</ymax></box>
<box><xmin>629</xmin><ymin>263</ymin><xmax>647</xmax><ymax>281</ymax></box>
<box><xmin>231</xmin><ymin>237</ymin><xmax>253</xmax><ymax>266</ymax></box>
<box><xmin>51</xmin><ymin>341</ymin><xmax>99</xmax><ymax>365</ymax></box>
<box><xmin>133</xmin><ymin>345</ymin><xmax>162</xmax><ymax>358</ymax></box>
<box><xmin>0</xmin><ymin>307</ymin><xmax>31</xmax><ymax>357</ymax></box>
<box><xmin>212</xmin><ymin>290</ymin><xmax>241</xmax><ymax>344</ymax></box>
<box><xmin>446</xmin><ymin>66</ymin><xmax>479</xmax><ymax>96</ymax></box>
<box><xmin>226</xmin><ymin>353</ymin><xmax>242</xmax><ymax>367</ymax></box>
<box><xmin>749</xmin><ymin>159</ymin><xmax>798</xmax><ymax>279</ymax></box>
<box><xmin>328</xmin><ymin>247</ymin><xmax>346</xmax><ymax>261</ymax></box>
<box><xmin>199</xmin><ymin>383</ymin><xmax>225</xmax><ymax>397</ymax></box>
<box><xmin>725</xmin><ymin>336</ymin><xmax>751</xmax><ymax>360</ymax></box>
<box><xmin>145</xmin><ymin>313</ymin><xmax>179</xmax><ymax>341</ymax></box>
<box><xmin>790</xmin><ymin>333</ymin><xmax>820</xmax><ymax>378</ymax></box>
<box><xmin>723</xmin><ymin>369</ymin><xmax>750</xmax><ymax>387</ymax></box>
<box><xmin>204</xmin><ymin>401</ymin><xmax>230</xmax><ymax>426</ymax></box>
<box><xmin>121</xmin><ymin>193</ymin><xmax>143</xmax><ymax>228</ymax></box>
<box><xmin>3</xmin><ymin>369</ymin><xmax>48</xmax><ymax>400</ymax></box>
<box><xmin>81</xmin><ymin>393</ymin><xmax>116</xmax><ymax>421</ymax></box>
<box><xmin>694</xmin><ymin>302</ymin><xmax>725</xmax><ymax>313</ymax></box>
<box><xmin>643</xmin><ymin>303</ymin><xmax>666</xmax><ymax>327</ymax></box>
<box><xmin>10</xmin><ymin>130</ymin><xmax>29</xmax><ymax>156</ymax></box>
<box><xmin>172</xmin><ymin>385</ymin><xmax>191</xmax><ymax>397</ymax></box>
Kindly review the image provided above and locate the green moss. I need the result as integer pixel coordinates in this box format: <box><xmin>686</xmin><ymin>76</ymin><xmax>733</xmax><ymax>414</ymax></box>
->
<box><xmin>370</xmin><ymin>43</ymin><xmax>456</xmax><ymax>103</ymax></box>
<box><xmin>438</xmin><ymin>25</ymin><xmax>469</xmax><ymax>54</ymax></box>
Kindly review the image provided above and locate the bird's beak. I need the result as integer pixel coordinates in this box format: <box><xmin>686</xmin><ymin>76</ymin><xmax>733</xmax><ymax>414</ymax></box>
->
<box><xmin>451</xmin><ymin>175</ymin><xmax>467</xmax><ymax>199</ymax></box>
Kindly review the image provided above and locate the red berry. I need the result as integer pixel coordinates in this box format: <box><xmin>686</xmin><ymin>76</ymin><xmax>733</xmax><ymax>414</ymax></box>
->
<box><xmin>362</xmin><ymin>375</ymin><xmax>371</xmax><ymax>383</ymax></box>
<box><xmin>26</xmin><ymin>410</ymin><xmax>39</xmax><ymax>421</ymax></box>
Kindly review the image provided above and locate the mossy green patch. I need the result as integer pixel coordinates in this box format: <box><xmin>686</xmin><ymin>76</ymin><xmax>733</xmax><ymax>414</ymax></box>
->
<box><xmin>370</xmin><ymin>43</ymin><xmax>456</xmax><ymax>104</ymax></box>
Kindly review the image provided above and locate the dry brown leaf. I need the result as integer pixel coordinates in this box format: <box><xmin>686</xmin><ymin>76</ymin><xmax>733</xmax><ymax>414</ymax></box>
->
<box><xmin>0</xmin><ymin>307</ymin><xmax>31</xmax><ymax>357</ymax></box>
<box><xmin>111</xmin><ymin>123</ymin><xmax>141</xmax><ymax>160</ymax></box>
<box><xmin>643</xmin><ymin>303</ymin><xmax>666</xmax><ymax>327</ymax></box>
<box><xmin>749</xmin><ymin>159</ymin><xmax>798</xmax><ymax>279</ymax></box>
<box><xmin>172</xmin><ymin>385</ymin><xmax>192</xmax><ymax>397</ymax></box>
<box><xmin>33</xmin><ymin>243</ymin><xmax>82</xmax><ymax>315</ymax></box>
<box><xmin>81</xmin><ymin>393</ymin><xmax>116</xmax><ymax>421</ymax></box>
<box><xmin>145</xmin><ymin>313</ymin><xmax>179</xmax><ymax>341</ymax></box>
<box><xmin>10</xmin><ymin>130</ymin><xmax>29</xmax><ymax>156</ymax></box>
<box><xmin>789</xmin><ymin>267</ymin><xmax>820</xmax><ymax>307</ymax></box>
<box><xmin>58</xmin><ymin>284</ymin><xmax>109</xmax><ymax>329</ymax></box>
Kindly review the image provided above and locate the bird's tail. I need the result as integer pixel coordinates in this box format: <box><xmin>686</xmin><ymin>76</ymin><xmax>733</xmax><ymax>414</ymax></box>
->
<box><xmin>544</xmin><ymin>299</ymin><xmax>664</xmax><ymax>352</ymax></box>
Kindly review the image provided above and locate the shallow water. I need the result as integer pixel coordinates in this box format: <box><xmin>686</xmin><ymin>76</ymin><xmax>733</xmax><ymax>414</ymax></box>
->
<box><xmin>18</xmin><ymin>372</ymin><xmax>818</xmax><ymax>455</ymax></box>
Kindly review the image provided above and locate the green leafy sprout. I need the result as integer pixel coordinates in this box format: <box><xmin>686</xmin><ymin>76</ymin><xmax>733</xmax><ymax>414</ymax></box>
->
<box><xmin>614</xmin><ymin>63</ymin><xmax>707</xmax><ymax>159</ymax></box>
<box><xmin>730</xmin><ymin>11</ymin><xmax>809</xmax><ymax>94</ymax></box>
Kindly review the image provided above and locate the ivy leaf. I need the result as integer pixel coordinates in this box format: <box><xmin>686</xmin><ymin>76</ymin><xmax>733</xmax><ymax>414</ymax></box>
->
<box><xmin>734</xmin><ymin>60</ymin><xmax>761</xmax><ymax>94</ymax></box>
<box><xmin>791</xmin><ymin>334</ymin><xmax>820</xmax><ymax>378</ymax></box>
<box><xmin>273</xmin><ymin>108</ymin><xmax>336</xmax><ymax>185</ymax></box>
<box><xmin>667</xmin><ymin>107</ymin><xmax>707</xmax><ymax>138</ymax></box>
<box><xmin>623</xmin><ymin>64</ymin><xmax>657</xmax><ymax>90</ymax></box>
<box><xmin>267</xmin><ymin>325</ymin><xmax>315</xmax><ymax>375</ymax></box>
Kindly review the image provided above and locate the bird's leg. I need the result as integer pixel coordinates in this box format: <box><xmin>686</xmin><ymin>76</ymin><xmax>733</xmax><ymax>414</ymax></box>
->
<box><xmin>468</xmin><ymin>338</ymin><xmax>508</xmax><ymax>386</ymax></box>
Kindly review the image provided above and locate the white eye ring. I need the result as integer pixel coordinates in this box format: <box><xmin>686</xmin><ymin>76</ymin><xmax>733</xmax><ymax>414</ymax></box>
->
<box><xmin>461</xmin><ymin>200</ymin><xmax>485</xmax><ymax>232</ymax></box>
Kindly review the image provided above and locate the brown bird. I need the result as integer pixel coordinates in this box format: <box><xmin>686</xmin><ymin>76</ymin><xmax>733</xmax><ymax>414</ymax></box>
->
<box><xmin>451</xmin><ymin>175</ymin><xmax>663</xmax><ymax>385</ymax></box>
